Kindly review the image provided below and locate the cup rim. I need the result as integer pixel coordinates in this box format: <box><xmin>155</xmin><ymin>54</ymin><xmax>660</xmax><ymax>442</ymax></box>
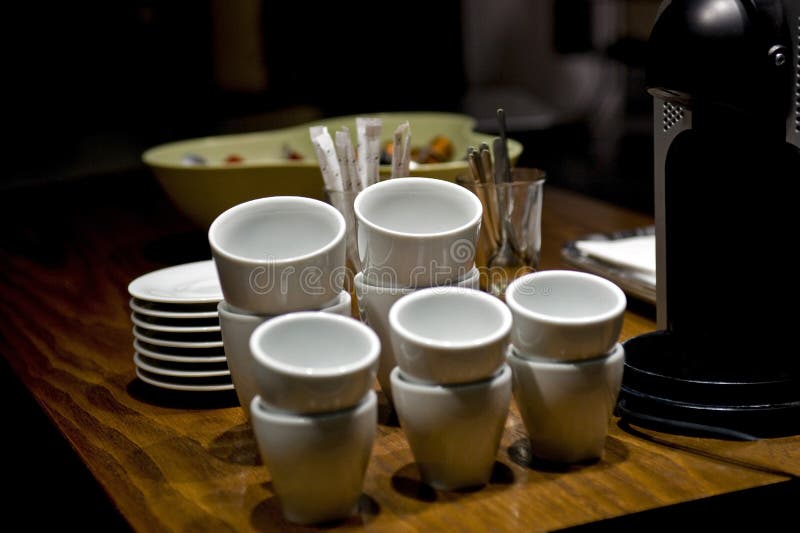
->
<box><xmin>353</xmin><ymin>177</ymin><xmax>482</xmax><ymax>239</ymax></box>
<box><xmin>218</xmin><ymin>291</ymin><xmax>349</xmax><ymax>319</ymax></box>
<box><xmin>250</xmin><ymin>390</ymin><xmax>377</xmax><ymax>423</ymax></box>
<box><xmin>465</xmin><ymin>176</ymin><xmax>547</xmax><ymax>190</ymax></box>
<box><xmin>456</xmin><ymin>167</ymin><xmax>546</xmax><ymax>187</ymax></box>
<box><xmin>353</xmin><ymin>267</ymin><xmax>479</xmax><ymax>294</ymax></box>
<box><xmin>507</xmin><ymin>342</ymin><xmax>625</xmax><ymax>368</ymax></box>
<box><xmin>249</xmin><ymin>311</ymin><xmax>380</xmax><ymax>378</ymax></box>
<box><xmin>506</xmin><ymin>270</ymin><xmax>627</xmax><ymax>326</ymax></box>
<box><xmin>389</xmin><ymin>286</ymin><xmax>512</xmax><ymax>351</ymax></box>
<box><xmin>208</xmin><ymin>196</ymin><xmax>346</xmax><ymax>265</ymax></box>
<box><xmin>390</xmin><ymin>363</ymin><xmax>510</xmax><ymax>392</ymax></box>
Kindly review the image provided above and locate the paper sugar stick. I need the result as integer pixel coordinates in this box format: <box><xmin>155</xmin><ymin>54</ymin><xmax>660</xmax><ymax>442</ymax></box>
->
<box><xmin>400</xmin><ymin>121</ymin><xmax>411</xmax><ymax>177</ymax></box>
<box><xmin>310</xmin><ymin>127</ymin><xmax>343</xmax><ymax>191</ymax></box>
<box><xmin>309</xmin><ymin>125</ymin><xmax>326</xmax><ymax>141</ymax></box>
<box><xmin>391</xmin><ymin>123</ymin><xmax>403</xmax><ymax>179</ymax></box>
<box><xmin>364</xmin><ymin>120</ymin><xmax>382</xmax><ymax>186</ymax></box>
<box><xmin>309</xmin><ymin>126</ymin><xmax>334</xmax><ymax>189</ymax></box>
<box><xmin>344</xmin><ymin>132</ymin><xmax>359</xmax><ymax>193</ymax></box>
<box><xmin>391</xmin><ymin>121</ymin><xmax>410</xmax><ymax>179</ymax></box>
<box><xmin>334</xmin><ymin>128</ymin><xmax>352</xmax><ymax>192</ymax></box>
<box><xmin>357</xmin><ymin>118</ymin><xmax>382</xmax><ymax>189</ymax></box>
<box><xmin>356</xmin><ymin>119</ymin><xmax>367</xmax><ymax>189</ymax></box>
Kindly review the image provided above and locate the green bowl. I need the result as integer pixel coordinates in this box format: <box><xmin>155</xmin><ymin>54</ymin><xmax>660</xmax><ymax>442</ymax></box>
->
<box><xmin>143</xmin><ymin>112</ymin><xmax>522</xmax><ymax>229</ymax></box>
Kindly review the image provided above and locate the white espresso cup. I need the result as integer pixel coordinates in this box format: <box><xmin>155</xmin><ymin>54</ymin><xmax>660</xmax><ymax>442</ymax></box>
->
<box><xmin>250</xmin><ymin>391</ymin><xmax>377</xmax><ymax>525</ymax></box>
<box><xmin>354</xmin><ymin>177</ymin><xmax>482</xmax><ymax>288</ymax></box>
<box><xmin>388</xmin><ymin>286</ymin><xmax>512</xmax><ymax>384</ymax></box>
<box><xmin>209</xmin><ymin>196</ymin><xmax>346</xmax><ymax>315</ymax></box>
<box><xmin>354</xmin><ymin>267</ymin><xmax>480</xmax><ymax>403</ymax></box>
<box><xmin>505</xmin><ymin>270</ymin><xmax>626</xmax><ymax>361</ymax></box>
<box><xmin>390</xmin><ymin>365</ymin><xmax>512</xmax><ymax>491</ymax></box>
<box><xmin>507</xmin><ymin>343</ymin><xmax>625</xmax><ymax>463</ymax></box>
<box><xmin>249</xmin><ymin>311</ymin><xmax>379</xmax><ymax>414</ymax></box>
<box><xmin>217</xmin><ymin>291</ymin><xmax>352</xmax><ymax>418</ymax></box>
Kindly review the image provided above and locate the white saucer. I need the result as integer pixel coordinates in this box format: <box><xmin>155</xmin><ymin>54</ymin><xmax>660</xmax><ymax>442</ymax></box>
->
<box><xmin>129</xmin><ymin>298</ymin><xmax>219</xmax><ymax>319</ymax></box>
<box><xmin>130</xmin><ymin>313</ymin><xmax>221</xmax><ymax>333</ymax></box>
<box><xmin>128</xmin><ymin>260</ymin><xmax>222</xmax><ymax>304</ymax></box>
<box><xmin>133</xmin><ymin>327</ymin><xmax>224</xmax><ymax>349</ymax></box>
<box><xmin>133</xmin><ymin>339</ymin><xmax>228</xmax><ymax>364</ymax></box>
<box><xmin>134</xmin><ymin>353</ymin><xmax>230</xmax><ymax>378</ymax></box>
<box><xmin>136</xmin><ymin>367</ymin><xmax>235</xmax><ymax>392</ymax></box>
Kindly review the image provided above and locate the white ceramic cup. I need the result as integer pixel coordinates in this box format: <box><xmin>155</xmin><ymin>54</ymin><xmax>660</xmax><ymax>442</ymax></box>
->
<box><xmin>217</xmin><ymin>291</ymin><xmax>352</xmax><ymax>418</ymax></box>
<box><xmin>507</xmin><ymin>343</ymin><xmax>625</xmax><ymax>464</ymax></box>
<box><xmin>354</xmin><ymin>177</ymin><xmax>482</xmax><ymax>288</ymax></box>
<box><xmin>354</xmin><ymin>267</ymin><xmax>480</xmax><ymax>403</ymax></box>
<box><xmin>390</xmin><ymin>365</ymin><xmax>512</xmax><ymax>491</ymax></box>
<box><xmin>249</xmin><ymin>311</ymin><xmax>379</xmax><ymax>414</ymax></box>
<box><xmin>250</xmin><ymin>391</ymin><xmax>376</xmax><ymax>525</ymax></box>
<box><xmin>208</xmin><ymin>196</ymin><xmax>346</xmax><ymax>314</ymax></box>
<box><xmin>389</xmin><ymin>286</ymin><xmax>512</xmax><ymax>384</ymax></box>
<box><xmin>505</xmin><ymin>270</ymin><xmax>626</xmax><ymax>361</ymax></box>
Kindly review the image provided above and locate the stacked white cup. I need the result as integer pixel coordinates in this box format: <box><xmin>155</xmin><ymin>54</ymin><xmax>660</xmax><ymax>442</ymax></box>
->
<box><xmin>505</xmin><ymin>270</ymin><xmax>627</xmax><ymax>464</ymax></box>
<box><xmin>209</xmin><ymin>197</ymin><xmax>378</xmax><ymax>525</ymax></box>
<box><xmin>388</xmin><ymin>287</ymin><xmax>513</xmax><ymax>490</ymax></box>
<box><xmin>353</xmin><ymin>177</ymin><xmax>483</xmax><ymax>404</ymax></box>
<box><xmin>248</xmin><ymin>312</ymin><xmax>379</xmax><ymax>525</ymax></box>
<box><xmin>208</xmin><ymin>196</ymin><xmax>353</xmax><ymax>418</ymax></box>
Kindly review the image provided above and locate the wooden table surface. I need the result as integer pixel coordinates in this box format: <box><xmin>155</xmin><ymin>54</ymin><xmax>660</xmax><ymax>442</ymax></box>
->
<box><xmin>0</xmin><ymin>173</ymin><xmax>797</xmax><ymax>532</ymax></box>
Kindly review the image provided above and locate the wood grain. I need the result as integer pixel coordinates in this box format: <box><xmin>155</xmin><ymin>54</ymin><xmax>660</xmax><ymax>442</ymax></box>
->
<box><xmin>0</xmin><ymin>173</ymin><xmax>796</xmax><ymax>532</ymax></box>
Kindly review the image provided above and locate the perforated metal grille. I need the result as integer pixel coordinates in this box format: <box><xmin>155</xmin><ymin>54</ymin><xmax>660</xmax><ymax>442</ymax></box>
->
<box><xmin>662</xmin><ymin>102</ymin><xmax>684</xmax><ymax>132</ymax></box>
<box><xmin>795</xmin><ymin>15</ymin><xmax>799</xmax><ymax>133</ymax></box>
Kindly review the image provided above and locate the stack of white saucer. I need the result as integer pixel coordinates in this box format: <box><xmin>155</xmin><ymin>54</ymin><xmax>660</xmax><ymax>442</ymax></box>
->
<box><xmin>128</xmin><ymin>260</ymin><xmax>231</xmax><ymax>392</ymax></box>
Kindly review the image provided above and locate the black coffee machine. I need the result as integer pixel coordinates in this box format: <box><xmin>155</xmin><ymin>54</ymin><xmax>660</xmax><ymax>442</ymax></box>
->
<box><xmin>617</xmin><ymin>0</ymin><xmax>800</xmax><ymax>438</ymax></box>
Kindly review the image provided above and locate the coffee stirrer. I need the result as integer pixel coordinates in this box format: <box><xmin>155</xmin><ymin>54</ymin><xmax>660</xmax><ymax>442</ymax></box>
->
<box><xmin>467</xmin><ymin>146</ymin><xmax>499</xmax><ymax>250</ymax></box>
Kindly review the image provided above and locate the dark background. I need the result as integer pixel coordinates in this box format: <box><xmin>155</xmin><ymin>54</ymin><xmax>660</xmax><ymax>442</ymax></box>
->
<box><xmin>4</xmin><ymin>2</ymin><xmax>799</xmax><ymax>528</ymax></box>
<box><xmin>5</xmin><ymin>0</ymin><xmax>660</xmax><ymax>213</ymax></box>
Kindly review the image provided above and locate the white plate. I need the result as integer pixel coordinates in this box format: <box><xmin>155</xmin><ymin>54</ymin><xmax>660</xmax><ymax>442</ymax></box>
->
<box><xmin>130</xmin><ymin>313</ymin><xmax>221</xmax><ymax>333</ymax></box>
<box><xmin>136</xmin><ymin>367</ymin><xmax>234</xmax><ymax>392</ymax></box>
<box><xmin>561</xmin><ymin>226</ymin><xmax>656</xmax><ymax>304</ymax></box>
<box><xmin>133</xmin><ymin>339</ymin><xmax>228</xmax><ymax>364</ymax></box>
<box><xmin>129</xmin><ymin>298</ymin><xmax>219</xmax><ymax>319</ymax></box>
<box><xmin>128</xmin><ymin>260</ymin><xmax>222</xmax><ymax>304</ymax></box>
<box><xmin>134</xmin><ymin>353</ymin><xmax>230</xmax><ymax>378</ymax></box>
<box><xmin>133</xmin><ymin>327</ymin><xmax>224</xmax><ymax>349</ymax></box>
